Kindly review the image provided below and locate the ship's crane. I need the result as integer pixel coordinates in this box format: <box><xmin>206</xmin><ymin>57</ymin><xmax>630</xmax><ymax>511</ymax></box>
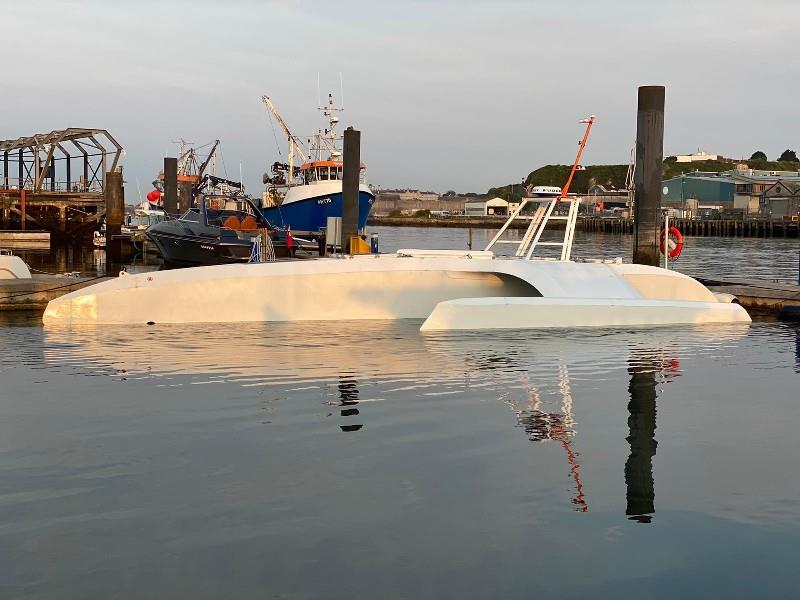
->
<box><xmin>261</xmin><ymin>96</ymin><xmax>308</xmax><ymax>184</ymax></box>
<box><xmin>196</xmin><ymin>140</ymin><xmax>220</xmax><ymax>179</ymax></box>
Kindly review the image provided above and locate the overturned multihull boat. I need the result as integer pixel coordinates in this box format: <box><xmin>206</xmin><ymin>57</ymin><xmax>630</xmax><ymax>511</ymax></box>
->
<box><xmin>42</xmin><ymin>114</ymin><xmax>751</xmax><ymax>330</ymax></box>
<box><xmin>42</xmin><ymin>250</ymin><xmax>750</xmax><ymax>329</ymax></box>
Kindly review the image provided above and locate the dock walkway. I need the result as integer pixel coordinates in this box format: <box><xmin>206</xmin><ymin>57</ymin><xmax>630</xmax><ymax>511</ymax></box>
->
<box><xmin>0</xmin><ymin>275</ymin><xmax>112</xmax><ymax>311</ymax></box>
<box><xmin>699</xmin><ymin>278</ymin><xmax>800</xmax><ymax>319</ymax></box>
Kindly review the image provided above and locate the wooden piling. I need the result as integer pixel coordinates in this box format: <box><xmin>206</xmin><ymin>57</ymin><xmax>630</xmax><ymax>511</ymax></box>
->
<box><xmin>633</xmin><ymin>86</ymin><xmax>665</xmax><ymax>266</ymax></box>
<box><xmin>105</xmin><ymin>171</ymin><xmax>124</xmax><ymax>263</ymax></box>
<box><xmin>20</xmin><ymin>189</ymin><xmax>26</xmax><ymax>231</ymax></box>
<box><xmin>163</xmin><ymin>157</ymin><xmax>178</xmax><ymax>215</ymax></box>
<box><xmin>341</xmin><ymin>127</ymin><xmax>361</xmax><ymax>253</ymax></box>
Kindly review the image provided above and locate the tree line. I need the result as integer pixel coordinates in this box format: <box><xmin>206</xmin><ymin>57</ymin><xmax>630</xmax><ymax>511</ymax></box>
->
<box><xmin>750</xmin><ymin>149</ymin><xmax>798</xmax><ymax>162</ymax></box>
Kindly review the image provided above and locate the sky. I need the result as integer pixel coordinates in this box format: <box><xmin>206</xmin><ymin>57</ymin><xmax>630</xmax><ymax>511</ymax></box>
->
<box><xmin>3</xmin><ymin>0</ymin><xmax>799</xmax><ymax>196</ymax></box>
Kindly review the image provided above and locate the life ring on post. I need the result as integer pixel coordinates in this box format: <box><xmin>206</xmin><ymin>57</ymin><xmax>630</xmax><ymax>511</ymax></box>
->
<box><xmin>659</xmin><ymin>226</ymin><xmax>684</xmax><ymax>259</ymax></box>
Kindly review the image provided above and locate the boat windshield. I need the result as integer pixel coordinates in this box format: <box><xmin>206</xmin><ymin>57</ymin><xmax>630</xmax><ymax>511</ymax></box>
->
<box><xmin>304</xmin><ymin>164</ymin><xmax>344</xmax><ymax>183</ymax></box>
<box><xmin>180</xmin><ymin>195</ymin><xmax>267</xmax><ymax>231</ymax></box>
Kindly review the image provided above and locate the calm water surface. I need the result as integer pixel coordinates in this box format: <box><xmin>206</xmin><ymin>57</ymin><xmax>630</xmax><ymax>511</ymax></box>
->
<box><xmin>1</xmin><ymin>318</ymin><xmax>799</xmax><ymax>598</ymax></box>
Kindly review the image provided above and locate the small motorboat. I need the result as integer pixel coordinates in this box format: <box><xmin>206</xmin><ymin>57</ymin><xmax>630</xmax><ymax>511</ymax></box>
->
<box><xmin>146</xmin><ymin>176</ymin><xmax>291</xmax><ymax>267</ymax></box>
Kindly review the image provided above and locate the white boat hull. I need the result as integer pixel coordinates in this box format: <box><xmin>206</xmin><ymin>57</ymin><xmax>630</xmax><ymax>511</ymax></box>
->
<box><xmin>42</xmin><ymin>253</ymin><xmax>751</xmax><ymax>329</ymax></box>
<box><xmin>421</xmin><ymin>297</ymin><xmax>751</xmax><ymax>331</ymax></box>
<box><xmin>0</xmin><ymin>254</ymin><xmax>32</xmax><ymax>280</ymax></box>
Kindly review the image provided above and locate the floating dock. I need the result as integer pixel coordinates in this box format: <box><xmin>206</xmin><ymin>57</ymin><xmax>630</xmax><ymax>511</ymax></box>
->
<box><xmin>0</xmin><ymin>230</ymin><xmax>50</xmax><ymax>249</ymax></box>
<box><xmin>582</xmin><ymin>217</ymin><xmax>799</xmax><ymax>238</ymax></box>
<box><xmin>0</xmin><ymin>275</ymin><xmax>112</xmax><ymax>311</ymax></box>
<box><xmin>699</xmin><ymin>278</ymin><xmax>800</xmax><ymax>319</ymax></box>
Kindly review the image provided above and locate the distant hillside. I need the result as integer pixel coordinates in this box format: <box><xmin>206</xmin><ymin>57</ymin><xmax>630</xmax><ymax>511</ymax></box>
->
<box><xmin>487</xmin><ymin>159</ymin><xmax>800</xmax><ymax>201</ymax></box>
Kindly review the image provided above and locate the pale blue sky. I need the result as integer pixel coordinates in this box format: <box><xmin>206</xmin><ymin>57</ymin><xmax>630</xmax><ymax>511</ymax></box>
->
<box><xmin>3</xmin><ymin>0</ymin><xmax>798</xmax><ymax>195</ymax></box>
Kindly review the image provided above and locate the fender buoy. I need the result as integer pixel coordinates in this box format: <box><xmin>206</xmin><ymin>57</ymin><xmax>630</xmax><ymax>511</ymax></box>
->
<box><xmin>659</xmin><ymin>226</ymin><xmax>684</xmax><ymax>259</ymax></box>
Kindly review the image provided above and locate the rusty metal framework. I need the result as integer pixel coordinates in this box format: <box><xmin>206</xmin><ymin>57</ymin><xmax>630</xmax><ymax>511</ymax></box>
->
<box><xmin>0</xmin><ymin>128</ymin><xmax>122</xmax><ymax>194</ymax></box>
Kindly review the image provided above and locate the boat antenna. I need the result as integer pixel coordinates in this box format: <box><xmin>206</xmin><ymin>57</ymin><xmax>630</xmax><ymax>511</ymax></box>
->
<box><xmin>339</xmin><ymin>72</ymin><xmax>344</xmax><ymax>110</ymax></box>
<box><xmin>317</xmin><ymin>72</ymin><xmax>321</xmax><ymax>108</ymax></box>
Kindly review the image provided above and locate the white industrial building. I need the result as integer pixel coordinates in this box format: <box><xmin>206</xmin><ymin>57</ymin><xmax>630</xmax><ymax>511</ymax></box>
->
<box><xmin>464</xmin><ymin>197</ymin><xmax>520</xmax><ymax>217</ymax></box>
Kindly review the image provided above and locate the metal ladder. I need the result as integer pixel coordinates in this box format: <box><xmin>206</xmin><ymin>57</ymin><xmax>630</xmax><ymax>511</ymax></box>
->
<box><xmin>484</xmin><ymin>114</ymin><xmax>594</xmax><ymax>262</ymax></box>
<box><xmin>484</xmin><ymin>195</ymin><xmax>580</xmax><ymax>261</ymax></box>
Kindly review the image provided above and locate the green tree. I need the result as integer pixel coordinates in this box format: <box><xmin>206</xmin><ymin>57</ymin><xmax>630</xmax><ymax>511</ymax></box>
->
<box><xmin>413</xmin><ymin>209</ymin><xmax>431</xmax><ymax>218</ymax></box>
<box><xmin>777</xmin><ymin>149</ymin><xmax>798</xmax><ymax>162</ymax></box>
<box><xmin>749</xmin><ymin>150</ymin><xmax>767</xmax><ymax>161</ymax></box>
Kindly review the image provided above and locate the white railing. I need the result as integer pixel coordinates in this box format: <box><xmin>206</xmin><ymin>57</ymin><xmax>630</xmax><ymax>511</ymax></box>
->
<box><xmin>484</xmin><ymin>196</ymin><xmax>581</xmax><ymax>261</ymax></box>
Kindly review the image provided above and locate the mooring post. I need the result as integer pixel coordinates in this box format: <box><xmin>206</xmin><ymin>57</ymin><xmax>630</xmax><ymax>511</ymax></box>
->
<box><xmin>163</xmin><ymin>157</ymin><xmax>178</xmax><ymax>215</ymax></box>
<box><xmin>178</xmin><ymin>181</ymin><xmax>192</xmax><ymax>213</ymax></box>
<box><xmin>105</xmin><ymin>171</ymin><xmax>124</xmax><ymax>264</ymax></box>
<box><xmin>20</xmin><ymin>189</ymin><xmax>26</xmax><ymax>231</ymax></box>
<box><xmin>342</xmin><ymin>127</ymin><xmax>361</xmax><ymax>253</ymax></box>
<box><xmin>633</xmin><ymin>86</ymin><xmax>665</xmax><ymax>266</ymax></box>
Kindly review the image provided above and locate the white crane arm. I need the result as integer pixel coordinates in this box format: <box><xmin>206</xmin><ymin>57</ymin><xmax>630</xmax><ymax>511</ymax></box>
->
<box><xmin>261</xmin><ymin>96</ymin><xmax>308</xmax><ymax>162</ymax></box>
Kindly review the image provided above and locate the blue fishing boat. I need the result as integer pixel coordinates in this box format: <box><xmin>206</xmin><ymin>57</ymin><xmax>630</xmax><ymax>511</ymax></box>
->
<box><xmin>259</xmin><ymin>93</ymin><xmax>375</xmax><ymax>234</ymax></box>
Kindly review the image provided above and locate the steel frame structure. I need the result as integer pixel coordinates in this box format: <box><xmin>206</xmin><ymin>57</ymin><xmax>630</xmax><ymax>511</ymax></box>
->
<box><xmin>0</xmin><ymin>128</ymin><xmax>122</xmax><ymax>194</ymax></box>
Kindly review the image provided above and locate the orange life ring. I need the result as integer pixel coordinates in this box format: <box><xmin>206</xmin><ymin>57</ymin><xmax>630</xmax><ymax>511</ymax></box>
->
<box><xmin>659</xmin><ymin>226</ymin><xmax>684</xmax><ymax>258</ymax></box>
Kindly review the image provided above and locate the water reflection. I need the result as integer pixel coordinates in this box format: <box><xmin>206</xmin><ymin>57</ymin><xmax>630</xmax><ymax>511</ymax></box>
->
<box><xmin>337</xmin><ymin>374</ymin><xmax>363</xmax><ymax>432</ymax></box>
<box><xmin>624</xmin><ymin>353</ymin><xmax>683</xmax><ymax>523</ymax></box>
<box><xmin>7</xmin><ymin>320</ymin><xmax>757</xmax><ymax>520</ymax></box>
<box><xmin>625</xmin><ymin>356</ymin><xmax>659</xmax><ymax>523</ymax></box>
<box><xmin>4</xmin><ymin>319</ymin><xmax>800</xmax><ymax>598</ymax></box>
<box><xmin>508</xmin><ymin>364</ymin><xmax>588</xmax><ymax>512</ymax></box>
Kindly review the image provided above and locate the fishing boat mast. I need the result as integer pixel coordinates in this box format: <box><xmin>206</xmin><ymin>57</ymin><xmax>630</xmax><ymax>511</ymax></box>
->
<box><xmin>310</xmin><ymin>93</ymin><xmax>344</xmax><ymax>162</ymax></box>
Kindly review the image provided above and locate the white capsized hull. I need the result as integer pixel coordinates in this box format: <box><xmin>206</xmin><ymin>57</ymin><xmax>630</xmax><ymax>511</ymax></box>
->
<box><xmin>42</xmin><ymin>252</ymin><xmax>751</xmax><ymax>329</ymax></box>
<box><xmin>421</xmin><ymin>297</ymin><xmax>749</xmax><ymax>330</ymax></box>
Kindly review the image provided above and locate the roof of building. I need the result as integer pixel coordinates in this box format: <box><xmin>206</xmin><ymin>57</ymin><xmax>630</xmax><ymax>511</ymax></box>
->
<box><xmin>0</xmin><ymin>128</ymin><xmax>122</xmax><ymax>153</ymax></box>
<box><xmin>664</xmin><ymin>174</ymin><xmax>735</xmax><ymax>184</ymax></box>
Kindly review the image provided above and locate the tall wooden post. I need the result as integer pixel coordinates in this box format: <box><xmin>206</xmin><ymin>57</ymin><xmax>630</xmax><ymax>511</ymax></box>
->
<box><xmin>342</xmin><ymin>127</ymin><xmax>361</xmax><ymax>253</ymax></box>
<box><xmin>633</xmin><ymin>86</ymin><xmax>665</xmax><ymax>266</ymax></box>
<box><xmin>163</xmin><ymin>157</ymin><xmax>178</xmax><ymax>215</ymax></box>
<box><xmin>105</xmin><ymin>171</ymin><xmax>124</xmax><ymax>264</ymax></box>
<box><xmin>178</xmin><ymin>181</ymin><xmax>193</xmax><ymax>213</ymax></box>
<box><xmin>20</xmin><ymin>189</ymin><xmax>26</xmax><ymax>231</ymax></box>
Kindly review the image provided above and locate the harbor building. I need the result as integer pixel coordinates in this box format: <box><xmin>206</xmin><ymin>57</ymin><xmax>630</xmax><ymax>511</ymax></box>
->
<box><xmin>372</xmin><ymin>189</ymin><xmax>468</xmax><ymax>216</ymax></box>
<box><xmin>661</xmin><ymin>168</ymin><xmax>800</xmax><ymax>219</ymax></box>
<box><xmin>675</xmin><ymin>150</ymin><xmax>720</xmax><ymax>163</ymax></box>
<box><xmin>464</xmin><ymin>197</ymin><xmax>520</xmax><ymax>217</ymax></box>
<box><xmin>731</xmin><ymin>168</ymin><xmax>800</xmax><ymax>215</ymax></box>
<box><xmin>661</xmin><ymin>173</ymin><xmax>735</xmax><ymax>212</ymax></box>
<box><xmin>761</xmin><ymin>180</ymin><xmax>800</xmax><ymax>220</ymax></box>
<box><xmin>587</xmin><ymin>184</ymin><xmax>630</xmax><ymax>212</ymax></box>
